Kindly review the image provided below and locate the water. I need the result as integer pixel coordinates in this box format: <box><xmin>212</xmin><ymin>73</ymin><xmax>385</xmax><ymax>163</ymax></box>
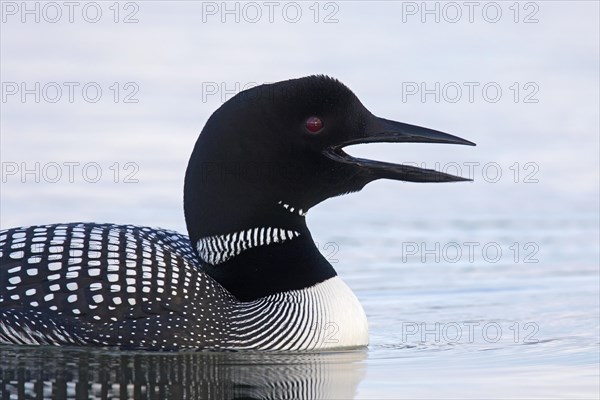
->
<box><xmin>1</xmin><ymin>213</ymin><xmax>598</xmax><ymax>398</ymax></box>
<box><xmin>1</xmin><ymin>0</ymin><xmax>599</xmax><ymax>398</ymax></box>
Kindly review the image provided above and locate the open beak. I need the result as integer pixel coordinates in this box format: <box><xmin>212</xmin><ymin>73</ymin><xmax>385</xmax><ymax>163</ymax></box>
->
<box><xmin>323</xmin><ymin>116</ymin><xmax>476</xmax><ymax>182</ymax></box>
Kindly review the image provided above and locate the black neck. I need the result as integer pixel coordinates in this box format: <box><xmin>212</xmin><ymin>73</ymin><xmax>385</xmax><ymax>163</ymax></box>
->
<box><xmin>184</xmin><ymin>167</ymin><xmax>337</xmax><ymax>301</ymax></box>
<box><xmin>200</xmin><ymin>223</ymin><xmax>336</xmax><ymax>301</ymax></box>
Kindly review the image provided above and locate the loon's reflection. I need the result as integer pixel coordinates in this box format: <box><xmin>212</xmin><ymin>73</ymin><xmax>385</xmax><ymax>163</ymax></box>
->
<box><xmin>0</xmin><ymin>345</ymin><xmax>366</xmax><ymax>399</ymax></box>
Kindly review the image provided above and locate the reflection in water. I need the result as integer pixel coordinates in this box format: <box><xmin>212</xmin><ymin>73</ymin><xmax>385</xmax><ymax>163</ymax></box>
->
<box><xmin>0</xmin><ymin>345</ymin><xmax>366</xmax><ymax>399</ymax></box>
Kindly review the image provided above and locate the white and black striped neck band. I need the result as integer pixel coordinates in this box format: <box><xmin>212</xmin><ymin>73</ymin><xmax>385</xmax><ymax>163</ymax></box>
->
<box><xmin>196</xmin><ymin>227</ymin><xmax>300</xmax><ymax>265</ymax></box>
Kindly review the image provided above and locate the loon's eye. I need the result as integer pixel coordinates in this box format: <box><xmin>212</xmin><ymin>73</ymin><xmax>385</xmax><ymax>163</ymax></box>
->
<box><xmin>305</xmin><ymin>116</ymin><xmax>324</xmax><ymax>133</ymax></box>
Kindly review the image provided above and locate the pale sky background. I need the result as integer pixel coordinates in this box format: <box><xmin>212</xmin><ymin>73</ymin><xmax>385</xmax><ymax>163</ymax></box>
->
<box><xmin>1</xmin><ymin>0</ymin><xmax>598</xmax><ymax>233</ymax></box>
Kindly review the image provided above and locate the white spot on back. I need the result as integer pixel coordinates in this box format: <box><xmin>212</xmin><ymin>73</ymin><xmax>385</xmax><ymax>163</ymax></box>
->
<box><xmin>8</xmin><ymin>276</ymin><xmax>21</xmax><ymax>285</ymax></box>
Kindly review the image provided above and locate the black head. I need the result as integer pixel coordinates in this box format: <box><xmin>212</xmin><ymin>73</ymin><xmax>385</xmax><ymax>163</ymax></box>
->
<box><xmin>184</xmin><ymin>75</ymin><xmax>474</xmax><ymax>300</ymax></box>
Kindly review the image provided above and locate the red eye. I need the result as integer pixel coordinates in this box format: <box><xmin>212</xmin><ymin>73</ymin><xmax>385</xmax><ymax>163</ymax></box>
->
<box><xmin>305</xmin><ymin>116</ymin><xmax>323</xmax><ymax>133</ymax></box>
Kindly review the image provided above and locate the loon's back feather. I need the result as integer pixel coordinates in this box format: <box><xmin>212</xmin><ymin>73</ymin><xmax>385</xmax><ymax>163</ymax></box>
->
<box><xmin>0</xmin><ymin>223</ymin><xmax>235</xmax><ymax>350</ymax></box>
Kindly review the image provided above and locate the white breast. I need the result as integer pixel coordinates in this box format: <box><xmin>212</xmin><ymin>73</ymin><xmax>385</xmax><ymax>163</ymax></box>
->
<box><xmin>228</xmin><ymin>276</ymin><xmax>369</xmax><ymax>350</ymax></box>
<box><xmin>309</xmin><ymin>276</ymin><xmax>369</xmax><ymax>349</ymax></box>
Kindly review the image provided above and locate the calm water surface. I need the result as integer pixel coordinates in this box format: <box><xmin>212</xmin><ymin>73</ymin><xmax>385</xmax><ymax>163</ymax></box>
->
<box><xmin>1</xmin><ymin>212</ymin><xmax>598</xmax><ymax>399</ymax></box>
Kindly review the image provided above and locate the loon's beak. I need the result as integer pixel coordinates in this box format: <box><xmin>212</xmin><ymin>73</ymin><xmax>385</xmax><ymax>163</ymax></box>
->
<box><xmin>323</xmin><ymin>116</ymin><xmax>476</xmax><ymax>182</ymax></box>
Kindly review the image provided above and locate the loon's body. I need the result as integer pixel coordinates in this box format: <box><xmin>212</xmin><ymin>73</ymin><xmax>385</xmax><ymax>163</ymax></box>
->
<box><xmin>0</xmin><ymin>76</ymin><xmax>473</xmax><ymax>350</ymax></box>
<box><xmin>0</xmin><ymin>223</ymin><xmax>364</xmax><ymax>350</ymax></box>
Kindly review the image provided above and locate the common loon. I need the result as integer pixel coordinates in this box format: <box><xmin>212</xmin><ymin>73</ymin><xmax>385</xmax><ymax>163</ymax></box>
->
<box><xmin>0</xmin><ymin>76</ymin><xmax>474</xmax><ymax>351</ymax></box>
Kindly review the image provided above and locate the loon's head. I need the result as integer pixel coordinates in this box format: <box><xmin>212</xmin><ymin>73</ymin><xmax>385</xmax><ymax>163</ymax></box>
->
<box><xmin>184</xmin><ymin>75</ymin><xmax>474</xmax><ymax>301</ymax></box>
